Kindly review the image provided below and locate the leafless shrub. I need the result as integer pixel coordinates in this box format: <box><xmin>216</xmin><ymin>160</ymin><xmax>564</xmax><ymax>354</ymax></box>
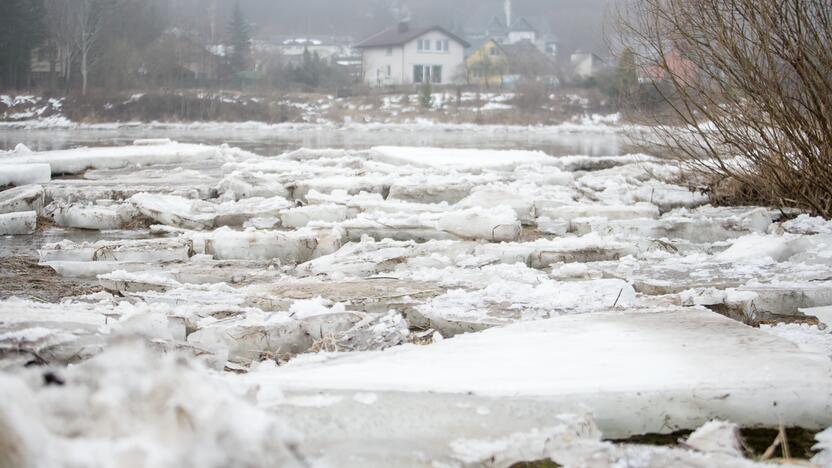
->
<box><xmin>513</xmin><ymin>78</ymin><xmax>549</xmax><ymax>112</ymax></box>
<box><xmin>613</xmin><ymin>0</ymin><xmax>832</xmax><ymax>217</ymax></box>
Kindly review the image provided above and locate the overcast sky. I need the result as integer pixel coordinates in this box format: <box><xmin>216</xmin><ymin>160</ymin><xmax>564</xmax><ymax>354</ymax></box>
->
<box><xmin>167</xmin><ymin>0</ymin><xmax>610</xmax><ymax>56</ymax></box>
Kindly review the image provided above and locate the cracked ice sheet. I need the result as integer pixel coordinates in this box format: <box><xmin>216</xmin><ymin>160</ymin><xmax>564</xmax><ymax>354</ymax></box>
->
<box><xmin>235</xmin><ymin>308</ymin><xmax>832</xmax><ymax>464</ymax></box>
<box><xmin>0</xmin><ymin>142</ymin><xmax>241</xmax><ymax>175</ymax></box>
<box><xmin>368</xmin><ymin>146</ymin><xmax>561</xmax><ymax>170</ymax></box>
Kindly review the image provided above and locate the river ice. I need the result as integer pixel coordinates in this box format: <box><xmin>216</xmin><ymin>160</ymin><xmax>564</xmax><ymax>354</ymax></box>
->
<box><xmin>1</xmin><ymin>135</ymin><xmax>831</xmax><ymax>466</ymax></box>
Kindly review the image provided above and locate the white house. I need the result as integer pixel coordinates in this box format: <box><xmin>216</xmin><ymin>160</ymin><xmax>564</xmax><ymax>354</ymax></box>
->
<box><xmin>571</xmin><ymin>51</ymin><xmax>606</xmax><ymax>79</ymax></box>
<box><xmin>355</xmin><ymin>23</ymin><xmax>469</xmax><ymax>87</ymax></box>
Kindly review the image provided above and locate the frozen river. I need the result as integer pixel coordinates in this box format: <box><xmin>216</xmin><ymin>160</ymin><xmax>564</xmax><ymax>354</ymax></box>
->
<box><xmin>1</xmin><ymin>125</ymin><xmax>831</xmax><ymax>466</ymax></box>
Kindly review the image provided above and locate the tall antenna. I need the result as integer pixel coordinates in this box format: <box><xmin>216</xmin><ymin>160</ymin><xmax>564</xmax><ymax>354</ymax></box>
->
<box><xmin>505</xmin><ymin>0</ymin><xmax>512</xmax><ymax>28</ymax></box>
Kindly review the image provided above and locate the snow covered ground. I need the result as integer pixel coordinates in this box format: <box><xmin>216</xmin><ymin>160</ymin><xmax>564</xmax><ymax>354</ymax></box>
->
<box><xmin>2</xmin><ymin>136</ymin><xmax>832</xmax><ymax>466</ymax></box>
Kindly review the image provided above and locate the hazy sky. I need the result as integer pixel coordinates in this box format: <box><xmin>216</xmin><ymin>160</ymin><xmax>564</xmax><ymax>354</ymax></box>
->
<box><xmin>169</xmin><ymin>0</ymin><xmax>610</xmax><ymax>56</ymax></box>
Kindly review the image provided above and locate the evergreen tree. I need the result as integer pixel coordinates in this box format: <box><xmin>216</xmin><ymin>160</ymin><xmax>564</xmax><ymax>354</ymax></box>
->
<box><xmin>293</xmin><ymin>48</ymin><xmax>325</xmax><ymax>88</ymax></box>
<box><xmin>419</xmin><ymin>81</ymin><xmax>434</xmax><ymax>109</ymax></box>
<box><xmin>0</xmin><ymin>0</ymin><xmax>47</xmax><ymax>89</ymax></box>
<box><xmin>227</xmin><ymin>2</ymin><xmax>251</xmax><ymax>73</ymax></box>
<box><xmin>615</xmin><ymin>47</ymin><xmax>638</xmax><ymax>99</ymax></box>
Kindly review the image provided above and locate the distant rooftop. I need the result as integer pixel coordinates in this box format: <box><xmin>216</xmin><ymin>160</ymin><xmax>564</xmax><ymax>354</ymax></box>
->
<box><xmin>355</xmin><ymin>24</ymin><xmax>470</xmax><ymax>49</ymax></box>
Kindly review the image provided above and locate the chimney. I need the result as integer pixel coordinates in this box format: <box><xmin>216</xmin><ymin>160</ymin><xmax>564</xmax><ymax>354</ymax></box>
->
<box><xmin>505</xmin><ymin>0</ymin><xmax>512</xmax><ymax>28</ymax></box>
<box><xmin>398</xmin><ymin>21</ymin><xmax>409</xmax><ymax>33</ymax></box>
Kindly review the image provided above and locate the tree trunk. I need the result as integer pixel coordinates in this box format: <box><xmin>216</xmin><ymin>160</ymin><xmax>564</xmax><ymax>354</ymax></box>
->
<box><xmin>81</xmin><ymin>47</ymin><xmax>88</xmax><ymax>95</ymax></box>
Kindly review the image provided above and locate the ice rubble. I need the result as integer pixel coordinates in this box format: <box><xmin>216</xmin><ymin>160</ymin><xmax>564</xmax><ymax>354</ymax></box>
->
<box><xmin>0</xmin><ymin>342</ymin><xmax>305</xmax><ymax>468</ymax></box>
<box><xmin>5</xmin><ymin>141</ymin><xmax>832</xmax><ymax>464</ymax></box>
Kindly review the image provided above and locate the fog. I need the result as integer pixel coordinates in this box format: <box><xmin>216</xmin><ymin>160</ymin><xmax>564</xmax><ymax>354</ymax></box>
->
<box><xmin>168</xmin><ymin>0</ymin><xmax>609</xmax><ymax>57</ymax></box>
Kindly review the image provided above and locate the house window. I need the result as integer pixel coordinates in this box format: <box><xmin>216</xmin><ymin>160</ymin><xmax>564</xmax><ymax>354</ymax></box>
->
<box><xmin>386</xmin><ymin>47</ymin><xmax>392</xmax><ymax>56</ymax></box>
<box><xmin>435</xmin><ymin>39</ymin><xmax>442</xmax><ymax>51</ymax></box>
<box><xmin>413</xmin><ymin>65</ymin><xmax>424</xmax><ymax>83</ymax></box>
<box><xmin>490</xmin><ymin>47</ymin><xmax>498</xmax><ymax>56</ymax></box>
<box><xmin>442</xmin><ymin>40</ymin><xmax>449</xmax><ymax>51</ymax></box>
<box><xmin>431</xmin><ymin>65</ymin><xmax>442</xmax><ymax>83</ymax></box>
<box><xmin>423</xmin><ymin>39</ymin><xmax>431</xmax><ymax>51</ymax></box>
<box><xmin>386</xmin><ymin>65</ymin><xmax>391</xmax><ymax>77</ymax></box>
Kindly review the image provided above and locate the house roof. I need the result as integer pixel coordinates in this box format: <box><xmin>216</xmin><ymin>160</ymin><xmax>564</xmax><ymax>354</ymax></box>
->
<box><xmin>485</xmin><ymin>15</ymin><xmax>507</xmax><ymax>36</ymax></box>
<box><xmin>355</xmin><ymin>24</ymin><xmax>470</xmax><ymax>49</ymax></box>
<box><xmin>509</xmin><ymin>17</ymin><xmax>537</xmax><ymax>33</ymax></box>
<box><xmin>496</xmin><ymin>40</ymin><xmax>558</xmax><ymax>75</ymax></box>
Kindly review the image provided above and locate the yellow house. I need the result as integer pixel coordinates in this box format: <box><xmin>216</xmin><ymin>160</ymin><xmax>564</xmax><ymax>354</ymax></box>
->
<box><xmin>465</xmin><ymin>39</ymin><xmax>508</xmax><ymax>89</ymax></box>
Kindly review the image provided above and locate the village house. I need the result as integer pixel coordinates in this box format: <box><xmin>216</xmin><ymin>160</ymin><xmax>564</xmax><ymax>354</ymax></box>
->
<box><xmin>570</xmin><ymin>51</ymin><xmax>606</xmax><ymax>79</ymax></box>
<box><xmin>355</xmin><ymin>22</ymin><xmax>469</xmax><ymax>87</ymax></box>
<box><xmin>465</xmin><ymin>0</ymin><xmax>559</xmax><ymax>60</ymax></box>
<box><xmin>638</xmin><ymin>48</ymin><xmax>699</xmax><ymax>85</ymax></box>
<box><xmin>466</xmin><ymin>39</ymin><xmax>558</xmax><ymax>89</ymax></box>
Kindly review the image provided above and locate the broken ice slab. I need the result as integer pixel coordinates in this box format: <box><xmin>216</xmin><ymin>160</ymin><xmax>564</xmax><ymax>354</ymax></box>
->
<box><xmin>130</xmin><ymin>193</ymin><xmax>292</xmax><ymax>230</ymax></box>
<box><xmin>187</xmin><ymin>305</ymin><xmax>365</xmax><ymax>364</ymax></box>
<box><xmin>455</xmin><ymin>187</ymin><xmax>536</xmax><ymax>224</ymax></box>
<box><xmin>290</xmin><ymin>175</ymin><xmax>391</xmax><ymax>202</ymax></box>
<box><xmin>244</xmin><ymin>279</ymin><xmax>443</xmax><ymax>314</ymax></box>
<box><xmin>279</xmin><ymin>204</ymin><xmax>351</xmax><ymax>228</ymax></box>
<box><xmin>240</xmin><ymin>308</ymin><xmax>832</xmax><ymax>459</ymax></box>
<box><xmin>38</xmin><ymin>237</ymin><xmax>193</xmax><ymax>264</ymax></box>
<box><xmin>571</xmin><ymin>211</ymin><xmax>771</xmax><ymax>243</ymax></box>
<box><xmin>596</xmin><ymin>255</ymin><xmax>832</xmax><ymax>296</ymax></box>
<box><xmin>386</xmin><ymin>173</ymin><xmax>507</xmax><ymax>205</ymax></box>
<box><xmin>0</xmin><ymin>142</ymin><xmax>223</xmax><ymax>175</ymax></box>
<box><xmin>329</xmin><ymin>206</ymin><xmax>522</xmax><ymax>243</ymax></box>
<box><xmin>0</xmin><ymin>184</ymin><xmax>44</xmax><ymax>214</ymax></box>
<box><xmin>409</xmin><ymin>278</ymin><xmax>636</xmax><ymax>336</ymax></box>
<box><xmin>0</xmin><ymin>210</ymin><xmax>36</xmax><ymax>235</ymax></box>
<box><xmin>368</xmin><ymin>146</ymin><xmax>560</xmax><ymax>171</ymax></box>
<box><xmin>551</xmin><ymin>153</ymin><xmax>660</xmax><ymax>172</ymax></box>
<box><xmin>0</xmin><ymin>163</ymin><xmax>51</xmax><ymax>186</ymax></box>
<box><xmin>45</xmin><ymin>201</ymin><xmax>138</xmax><ymax>230</ymax></box>
<box><xmin>297</xmin><ymin>234</ymin><xmax>636</xmax><ymax>280</ymax></box>
<box><xmin>201</xmin><ymin>227</ymin><xmax>321</xmax><ymax>262</ymax></box>
<box><xmin>96</xmin><ymin>259</ymin><xmax>287</xmax><ymax>293</ymax></box>
<box><xmin>538</xmin><ymin>202</ymin><xmax>660</xmax><ymax>223</ymax></box>
<box><xmin>733</xmin><ymin>282</ymin><xmax>832</xmax><ymax>318</ymax></box>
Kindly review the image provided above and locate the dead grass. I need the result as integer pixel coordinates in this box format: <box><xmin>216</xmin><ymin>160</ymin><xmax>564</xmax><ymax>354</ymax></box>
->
<box><xmin>0</xmin><ymin>257</ymin><xmax>102</xmax><ymax>302</ymax></box>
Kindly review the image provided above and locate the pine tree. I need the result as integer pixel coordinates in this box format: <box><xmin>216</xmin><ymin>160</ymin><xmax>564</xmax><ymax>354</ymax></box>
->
<box><xmin>227</xmin><ymin>2</ymin><xmax>251</xmax><ymax>73</ymax></box>
<box><xmin>419</xmin><ymin>81</ymin><xmax>433</xmax><ymax>109</ymax></box>
<box><xmin>615</xmin><ymin>47</ymin><xmax>638</xmax><ymax>99</ymax></box>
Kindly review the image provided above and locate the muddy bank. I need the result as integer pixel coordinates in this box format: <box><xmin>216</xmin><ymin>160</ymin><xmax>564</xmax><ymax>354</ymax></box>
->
<box><xmin>0</xmin><ymin>256</ymin><xmax>101</xmax><ymax>302</ymax></box>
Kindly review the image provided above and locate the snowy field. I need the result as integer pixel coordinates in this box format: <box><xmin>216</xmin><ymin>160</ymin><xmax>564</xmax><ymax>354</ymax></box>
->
<box><xmin>2</xmin><ymin>130</ymin><xmax>832</xmax><ymax>467</ymax></box>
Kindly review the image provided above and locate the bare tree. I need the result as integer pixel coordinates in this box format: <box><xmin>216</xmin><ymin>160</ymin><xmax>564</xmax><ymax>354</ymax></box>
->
<box><xmin>71</xmin><ymin>0</ymin><xmax>110</xmax><ymax>95</ymax></box>
<box><xmin>44</xmin><ymin>0</ymin><xmax>76</xmax><ymax>88</ymax></box>
<box><xmin>613</xmin><ymin>0</ymin><xmax>832</xmax><ymax>217</ymax></box>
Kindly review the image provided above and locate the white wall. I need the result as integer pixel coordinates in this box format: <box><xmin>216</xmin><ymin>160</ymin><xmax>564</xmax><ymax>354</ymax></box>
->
<box><xmin>362</xmin><ymin>30</ymin><xmax>466</xmax><ymax>86</ymax></box>
<box><xmin>362</xmin><ymin>46</ymin><xmax>405</xmax><ymax>86</ymax></box>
